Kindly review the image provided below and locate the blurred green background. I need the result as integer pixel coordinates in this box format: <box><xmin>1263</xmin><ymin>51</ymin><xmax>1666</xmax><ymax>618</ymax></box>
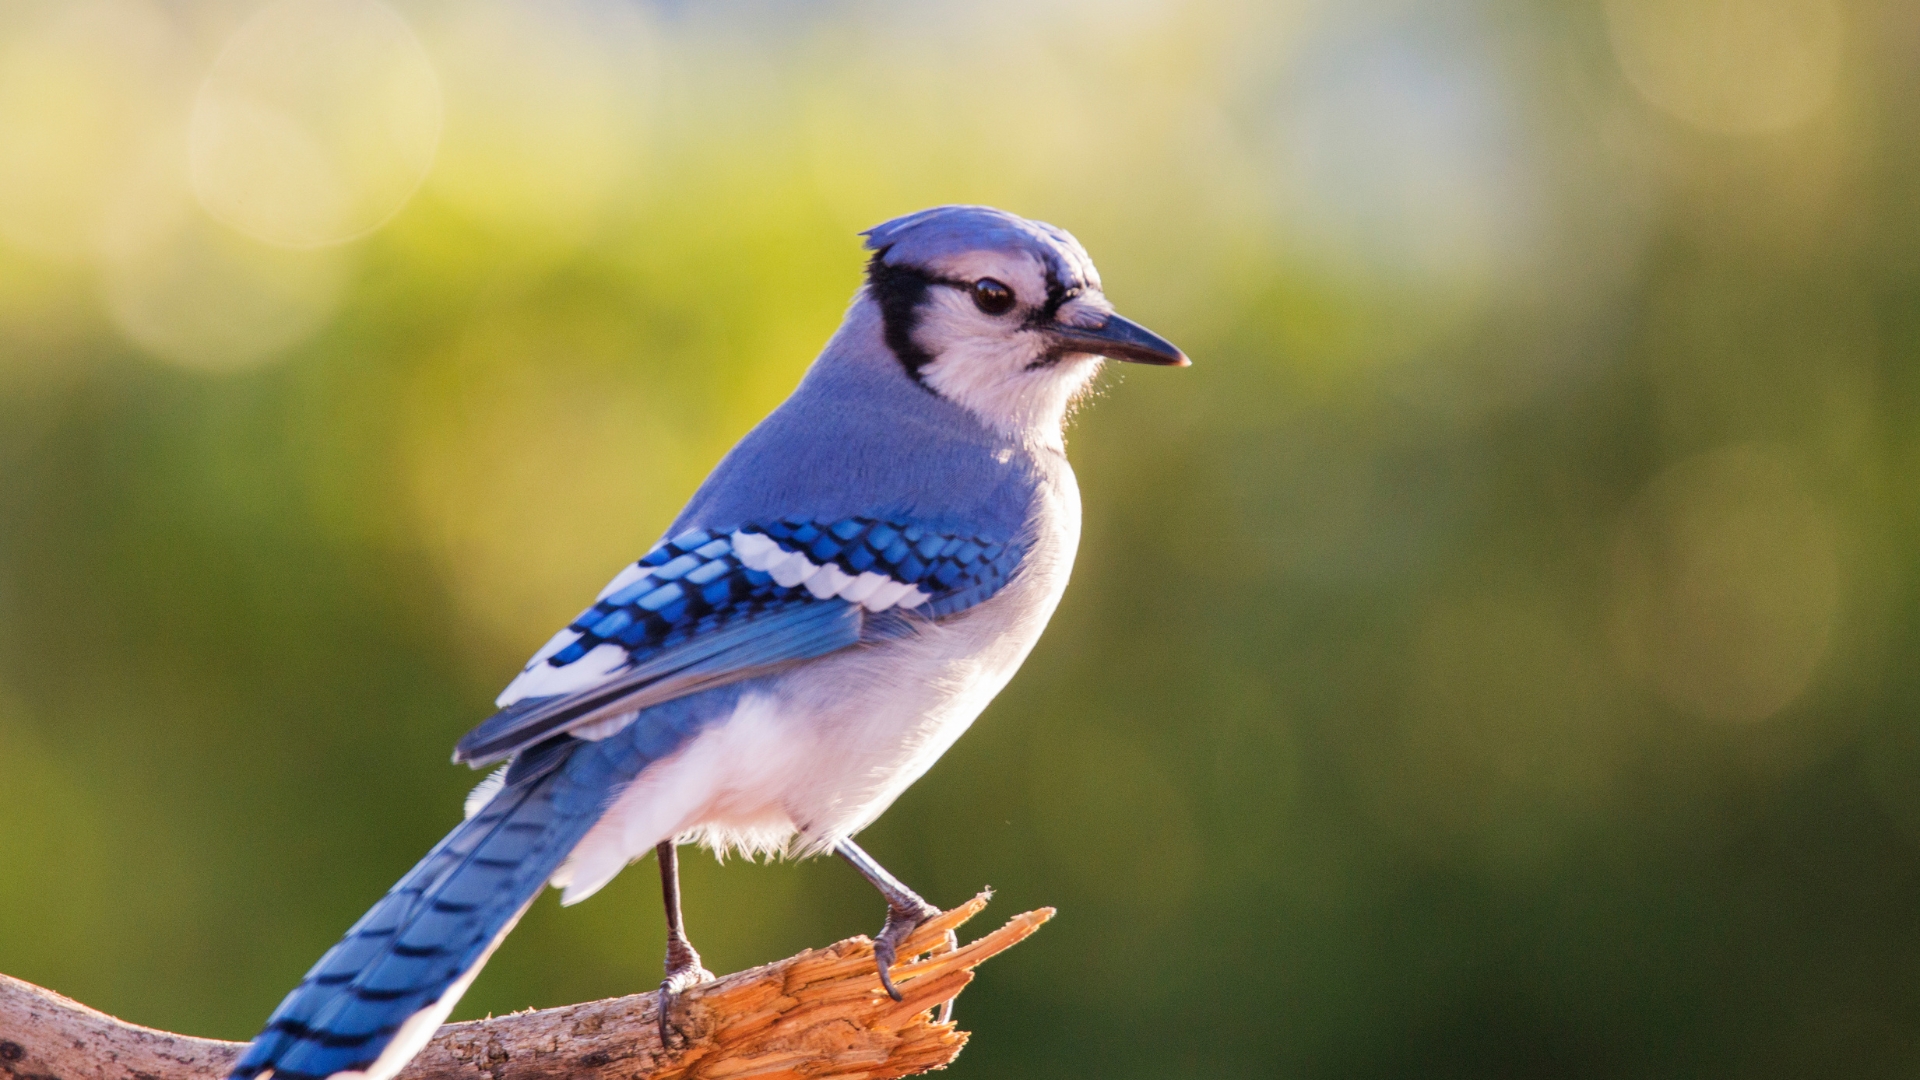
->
<box><xmin>3</xmin><ymin>0</ymin><xmax>1920</xmax><ymax>1075</ymax></box>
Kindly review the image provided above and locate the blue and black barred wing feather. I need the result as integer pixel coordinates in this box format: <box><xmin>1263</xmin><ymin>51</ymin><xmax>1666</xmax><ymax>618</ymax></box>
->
<box><xmin>454</xmin><ymin>519</ymin><xmax>1024</xmax><ymax>767</ymax></box>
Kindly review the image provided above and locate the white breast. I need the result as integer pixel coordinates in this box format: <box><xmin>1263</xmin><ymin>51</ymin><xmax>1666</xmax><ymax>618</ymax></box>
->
<box><xmin>549</xmin><ymin>464</ymin><xmax>1082</xmax><ymax>905</ymax></box>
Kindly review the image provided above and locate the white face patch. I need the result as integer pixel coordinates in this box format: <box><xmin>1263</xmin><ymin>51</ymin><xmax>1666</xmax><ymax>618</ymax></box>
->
<box><xmin>903</xmin><ymin>249</ymin><xmax>1114</xmax><ymax>444</ymax></box>
<box><xmin>914</xmin><ymin>290</ymin><xmax>1105</xmax><ymax>444</ymax></box>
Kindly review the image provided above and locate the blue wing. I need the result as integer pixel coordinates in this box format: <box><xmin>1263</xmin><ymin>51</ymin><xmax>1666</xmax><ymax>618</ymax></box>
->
<box><xmin>453</xmin><ymin>519</ymin><xmax>1024</xmax><ymax>767</ymax></box>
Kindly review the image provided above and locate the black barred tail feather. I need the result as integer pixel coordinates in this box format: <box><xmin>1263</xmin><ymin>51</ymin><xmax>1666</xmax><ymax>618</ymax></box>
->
<box><xmin>230</xmin><ymin>738</ymin><xmax>624</xmax><ymax>1080</ymax></box>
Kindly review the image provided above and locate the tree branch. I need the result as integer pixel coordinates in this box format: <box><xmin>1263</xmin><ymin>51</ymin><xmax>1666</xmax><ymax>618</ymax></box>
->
<box><xmin>0</xmin><ymin>894</ymin><xmax>1049</xmax><ymax>1080</ymax></box>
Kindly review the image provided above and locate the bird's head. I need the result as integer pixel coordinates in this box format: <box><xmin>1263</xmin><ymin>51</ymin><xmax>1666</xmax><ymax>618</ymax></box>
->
<box><xmin>861</xmin><ymin>205</ymin><xmax>1187</xmax><ymax>443</ymax></box>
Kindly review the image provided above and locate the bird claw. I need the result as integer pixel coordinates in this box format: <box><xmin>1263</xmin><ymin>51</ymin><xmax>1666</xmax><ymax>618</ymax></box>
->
<box><xmin>833</xmin><ymin>839</ymin><xmax>956</xmax><ymax>1018</ymax></box>
<box><xmin>871</xmin><ymin>899</ymin><xmax>942</xmax><ymax>1002</ymax></box>
<box><xmin>656</xmin><ymin>951</ymin><xmax>714</xmax><ymax>1048</ymax></box>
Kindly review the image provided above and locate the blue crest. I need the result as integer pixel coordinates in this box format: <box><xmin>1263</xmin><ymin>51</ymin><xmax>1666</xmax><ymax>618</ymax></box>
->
<box><xmin>862</xmin><ymin>204</ymin><xmax>1101</xmax><ymax>293</ymax></box>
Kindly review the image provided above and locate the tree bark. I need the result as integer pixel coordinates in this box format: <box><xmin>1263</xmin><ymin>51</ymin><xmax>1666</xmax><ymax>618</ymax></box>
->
<box><xmin>0</xmin><ymin>894</ymin><xmax>1048</xmax><ymax>1080</ymax></box>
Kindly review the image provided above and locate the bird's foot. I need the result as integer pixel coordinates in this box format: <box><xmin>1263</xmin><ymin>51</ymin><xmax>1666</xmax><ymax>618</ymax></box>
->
<box><xmin>656</xmin><ymin>937</ymin><xmax>715</xmax><ymax>1049</ymax></box>
<box><xmin>872</xmin><ymin>897</ymin><xmax>945</xmax><ymax>1002</ymax></box>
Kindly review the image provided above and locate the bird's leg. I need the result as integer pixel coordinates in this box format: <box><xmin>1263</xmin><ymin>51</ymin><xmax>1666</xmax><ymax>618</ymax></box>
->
<box><xmin>655</xmin><ymin>840</ymin><xmax>713</xmax><ymax>1047</ymax></box>
<box><xmin>834</xmin><ymin>838</ymin><xmax>955</xmax><ymax>1014</ymax></box>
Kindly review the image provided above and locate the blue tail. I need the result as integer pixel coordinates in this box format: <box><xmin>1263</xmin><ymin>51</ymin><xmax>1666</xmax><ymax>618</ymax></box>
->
<box><xmin>229</xmin><ymin>738</ymin><xmax>626</xmax><ymax>1080</ymax></box>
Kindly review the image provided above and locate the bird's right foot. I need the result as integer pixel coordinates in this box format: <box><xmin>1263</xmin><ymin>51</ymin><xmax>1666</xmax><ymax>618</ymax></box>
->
<box><xmin>834</xmin><ymin>838</ymin><xmax>957</xmax><ymax>1008</ymax></box>
<box><xmin>871</xmin><ymin>895</ymin><xmax>944</xmax><ymax>1002</ymax></box>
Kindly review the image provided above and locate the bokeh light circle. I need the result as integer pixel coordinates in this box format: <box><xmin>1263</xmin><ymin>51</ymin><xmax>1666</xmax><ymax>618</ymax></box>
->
<box><xmin>102</xmin><ymin>215</ymin><xmax>349</xmax><ymax>371</ymax></box>
<box><xmin>1610</xmin><ymin>446</ymin><xmax>1840</xmax><ymax>724</ymax></box>
<box><xmin>1605</xmin><ymin>0</ymin><xmax>1843</xmax><ymax>134</ymax></box>
<box><xmin>189</xmin><ymin>0</ymin><xmax>441</xmax><ymax>248</ymax></box>
<box><xmin>0</xmin><ymin>1</ymin><xmax>192</xmax><ymax>261</ymax></box>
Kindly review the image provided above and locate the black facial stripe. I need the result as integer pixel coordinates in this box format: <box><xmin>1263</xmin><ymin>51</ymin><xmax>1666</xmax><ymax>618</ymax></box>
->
<box><xmin>865</xmin><ymin>249</ymin><xmax>938</xmax><ymax>385</ymax></box>
<box><xmin>1037</xmin><ymin>264</ymin><xmax>1074</xmax><ymax>324</ymax></box>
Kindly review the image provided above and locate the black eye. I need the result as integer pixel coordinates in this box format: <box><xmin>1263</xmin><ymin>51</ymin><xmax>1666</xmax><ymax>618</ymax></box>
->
<box><xmin>970</xmin><ymin>278</ymin><xmax>1015</xmax><ymax>316</ymax></box>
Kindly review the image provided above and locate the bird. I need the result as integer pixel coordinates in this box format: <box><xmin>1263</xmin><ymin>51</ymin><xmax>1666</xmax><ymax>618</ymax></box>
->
<box><xmin>226</xmin><ymin>204</ymin><xmax>1188</xmax><ymax>1080</ymax></box>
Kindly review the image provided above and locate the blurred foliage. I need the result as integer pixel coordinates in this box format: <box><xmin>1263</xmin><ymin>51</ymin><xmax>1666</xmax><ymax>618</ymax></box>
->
<box><xmin>3</xmin><ymin>0</ymin><xmax>1920</xmax><ymax>1076</ymax></box>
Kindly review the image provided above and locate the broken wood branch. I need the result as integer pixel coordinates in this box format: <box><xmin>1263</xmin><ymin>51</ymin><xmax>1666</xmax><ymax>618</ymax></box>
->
<box><xmin>0</xmin><ymin>894</ymin><xmax>1049</xmax><ymax>1080</ymax></box>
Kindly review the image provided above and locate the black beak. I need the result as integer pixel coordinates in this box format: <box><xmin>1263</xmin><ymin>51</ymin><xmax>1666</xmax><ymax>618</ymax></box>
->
<box><xmin>1047</xmin><ymin>312</ymin><xmax>1190</xmax><ymax>367</ymax></box>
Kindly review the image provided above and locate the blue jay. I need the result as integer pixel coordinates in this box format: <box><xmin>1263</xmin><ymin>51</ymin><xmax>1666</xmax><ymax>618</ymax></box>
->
<box><xmin>228</xmin><ymin>205</ymin><xmax>1187</xmax><ymax>1080</ymax></box>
